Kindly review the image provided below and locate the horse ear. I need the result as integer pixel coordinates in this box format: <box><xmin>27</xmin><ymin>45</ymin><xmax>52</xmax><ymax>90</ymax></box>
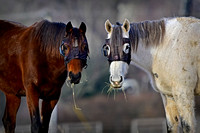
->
<box><xmin>122</xmin><ymin>19</ymin><xmax>130</xmax><ymax>33</ymax></box>
<box><xmin>66</xmin><ymin>21</ymin><xmax>73</xmax><ymax>32</ymax></box>
<box><xmin>105</xmin><ymin>19</ymin><xmax>112</xmax><ymax>33</ymax></box>
<box><xmin>79</xmin><ymin>22</ymin><xmax>86</xmax><ymax>34</ymax></box>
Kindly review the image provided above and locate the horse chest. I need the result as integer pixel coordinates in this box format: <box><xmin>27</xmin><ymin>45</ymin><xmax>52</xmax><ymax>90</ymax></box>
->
<box><xmin>37</xmin><ymin>70</ymin><xmax>66</xmax><ymax>98</ymax></box>
<box><xmin>151</xmin><ymin>73</ymin><xmax>173</xmax><ymax>95</ymax></box>
<box><xmin>151</xmin><ymin>58</ymin><xmax>174</xmax><ymax>95</ymax></box>
<box><xmin>38</xmin><ymin>80</ymin><xmax>64</xmax><ymax>100</ymax></box>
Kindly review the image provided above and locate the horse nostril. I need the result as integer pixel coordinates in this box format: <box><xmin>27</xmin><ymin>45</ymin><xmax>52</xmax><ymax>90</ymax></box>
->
<box><xmin>120</xmin><ymin>76</ymin><xmax>123</xmax><ymax>82</ymax></box>
<box><xmin>74</xmin><ymin>72</ymin><xmax>81</xmax><ymax>79</ymax></box>
<box><xmin>69</xmin><ymin>71</ymin><xmax>73</xmax><ymax>78</ymax></box>
<box><xmin>110</xmin><ymin>76</ymin><xmax>124</xmax><ymax>88</ymax></box>
<box><xmin>110</xmin><ymin>76</ymin><xmax>115</xmax><ymax>84</ymax></box>
<box><xmin>68</xmin><ymin>72</ymin><xmax>81</xmax><ymax>84</ymax></box>
<box><xmin>69</xmin><ymin>72</ymin><xmax>81</xmax><ymax>78</ymax></box>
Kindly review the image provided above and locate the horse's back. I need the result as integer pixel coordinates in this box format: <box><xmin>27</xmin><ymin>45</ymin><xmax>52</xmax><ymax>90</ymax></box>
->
<box><xmin>0</xmin><ymin>20</ymin><xmax>26</xmax><ymax>35</ymax></box>
<box><xmin>0</xmin><ymin>20</ymin><xmax>27</xmax><ymax>47</ymax></box>
<box><xmin>165</xmin><ymin>17</ymin><xmax>200</xmax><ymax>60</ymax></box>
<box><xmin>177</xmin><ymin>17</ymin><xmax>200</xmax><ymax>40</ymax></box>
<box><xmin>176</xmin><ymin>17</ymin><xmax>200</xmax><ymax>26</ymax></box>
<box><xmin>0</xmin><ymin>20</ymin><xmax>28</xmax><ymax>61</ymax></box>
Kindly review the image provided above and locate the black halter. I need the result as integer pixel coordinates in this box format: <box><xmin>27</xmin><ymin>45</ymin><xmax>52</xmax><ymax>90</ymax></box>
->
<box><xmin>103</xmin><ymin>38</ymin><xmax>131</xmax><ymax>64</ymax></box>
<box><xmin>59</xmin><ymin>41</ymin><xmax>88</xmax><ymax>68</ymax></box>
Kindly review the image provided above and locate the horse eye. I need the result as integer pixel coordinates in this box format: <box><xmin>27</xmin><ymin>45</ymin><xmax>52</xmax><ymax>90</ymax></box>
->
<box><xmin>82</xmin><ymin>44</ymin><xmax>88</xmax><ymax>52</ymax></box>
<box><xmin>102</xmin><ymin>44</ymin><xmax>110</xmax><ymax>57</ymax></box>
<box><xmin>123</xmin><ymin>43</ymin><xmax>130</xmax><ymax>54</ymax></box>
<box><xmin>61</xmin><ymin>44</ymin><xmax>67</xmax><ymax>51</ymax></box>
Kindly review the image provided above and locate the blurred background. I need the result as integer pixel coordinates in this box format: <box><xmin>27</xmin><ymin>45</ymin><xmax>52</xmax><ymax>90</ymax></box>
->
<box><xmin>0</xmin><ymin>0</ymin><xmax>200</xmax><ymax>133</ymax></box>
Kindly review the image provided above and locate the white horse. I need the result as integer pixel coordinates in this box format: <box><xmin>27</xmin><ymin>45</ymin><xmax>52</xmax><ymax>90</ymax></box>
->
<box><xmin>102</xmin><ymin>17</ymin><xmax>200</xmax><ymax>133</ymax></box>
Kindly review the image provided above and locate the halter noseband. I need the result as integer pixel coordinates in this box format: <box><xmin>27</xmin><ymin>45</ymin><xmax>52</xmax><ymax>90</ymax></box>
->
<box><xmin>103</xmin><ymin>38</ymin><xmax>131</xmax><ymax>64</ymax></box>
<box><xmin>59</xmin><ymin>41</ymin><xmax>88</xmax><ymax>68</ymax></box>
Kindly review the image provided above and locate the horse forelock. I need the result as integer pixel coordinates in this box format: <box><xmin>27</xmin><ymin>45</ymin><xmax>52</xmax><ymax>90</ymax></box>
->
<box><xmin>129</xmin><ymin>19</ymin><xmax>166</xmax><ymax>51</ymax></box>
<box><xmin>69</xmin><ymin>28</ymin><xmax>82</xmax><ymax>49</ymax></box>
<box><xmin>33</xmin><ymin>20</ymin><xmax>66</xmax><ymax>56</ymax></box>
<box><xmin>110</xmin><ymin>26</ymin><xmax>123</xmax><ymax>55</ymax></box>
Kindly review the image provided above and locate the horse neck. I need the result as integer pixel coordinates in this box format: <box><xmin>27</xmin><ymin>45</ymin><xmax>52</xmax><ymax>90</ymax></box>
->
<box><xmin>46</xmin><ymin>54</ymin><xmax>66</xmax><ymax>73</ymax></box>
<box><xmin>36</xmin><ymin>43</ymin><xmax>66</xmax><ymax>79</ymax></box>
<box><xmin>130</xmin><ymin>19</ymin><xmax>166</xmax><ymax>72</ymax></box>
<box><xmin>131</xmin><ymin>40</ymin><xmax>156</xmax><ymax>72</ymax></box>
<box><xmin>39</xmin><ymin>39</ymin><xmax>66</xmax><ymax>73</ymax></box>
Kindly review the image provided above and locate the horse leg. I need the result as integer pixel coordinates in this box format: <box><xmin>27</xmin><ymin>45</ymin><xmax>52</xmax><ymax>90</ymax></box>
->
<box><xmin>173</xmin><ymin>86</ymin><xmax>195</xmax><ymax>133</ymax></box>
<box><xmin>41</xmin><ymin>99</ymin><xmax>58</xmax><ymax>133</ymax></box>
<box><xmin>26</xmin><ymin>86</ymin><xmax>41</xmax><ymax>133</ymax></box>
<box><xmin>2</xmin><ymin>94</ymin><xmax>21</xmax><ymax>133</ymax></box>
<box><xmin>161</xmin><ymin>93</ymin><xmax>180</xmax><ymax>133</ymax></box>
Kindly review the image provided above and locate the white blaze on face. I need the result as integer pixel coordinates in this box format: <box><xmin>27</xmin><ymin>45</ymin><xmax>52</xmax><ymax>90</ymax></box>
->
<box><xmin>74</xmin><ymin>39</ymin><xmax>78</xmax><ymax>47</ymax></box>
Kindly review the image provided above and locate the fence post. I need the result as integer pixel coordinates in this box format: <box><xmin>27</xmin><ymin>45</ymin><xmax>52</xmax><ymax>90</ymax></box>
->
<box><xmin>184</xmin><ymin>0</ymin><xmax>193</xmax><ymax>16</ymax></box>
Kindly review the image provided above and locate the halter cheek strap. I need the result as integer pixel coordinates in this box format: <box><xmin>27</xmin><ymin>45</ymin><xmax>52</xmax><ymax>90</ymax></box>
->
<box><xmin>59</xmin><ymin>41</ymin><xmax>88</xmax><ymax>68</ymax></box>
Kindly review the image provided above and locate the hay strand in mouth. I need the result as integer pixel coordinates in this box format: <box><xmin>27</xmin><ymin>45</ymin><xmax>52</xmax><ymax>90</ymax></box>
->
<box><xmin>101</xmin><ymin>82</ymin><xmax>111</xmax><ymax>94</ymax></box>
<box><xmin>122</xmin><ymin>87</ymin><xmax>127</xmax><ymax>102</ymax></box>
<box><xmin>104</xmin><ymin>82</ymin><xmax>114</xmax><ymax>99</ymax></box>
<box><xmin>71</xmin><ymin>83</ymin><xmax>81</xmax><ymax>110</ymax></box>
<box><xmin>70</xmin><ymin>82</ymin><xmax>91</xmax><ymax>131</ymax></box>
<box><xmin>102</xmin><ymin>82</ymin><xmax>119</xmax><ymax>100</ymax></box>
<box><xmin>102</xmin><ymin>82</ymin><xmax>128</xmax><ymax>101</ymax></box>
<box><xmin>65</xmin><ymin>80</ymin><xmax>71</xmax><ymax>88</ymax></box>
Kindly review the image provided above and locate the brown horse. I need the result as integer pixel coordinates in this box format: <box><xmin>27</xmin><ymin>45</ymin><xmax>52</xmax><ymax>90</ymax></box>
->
<box><xmin>0</xmin><ymin>19</ymin><xmax>89</xmax><ymax>133</ymax></box>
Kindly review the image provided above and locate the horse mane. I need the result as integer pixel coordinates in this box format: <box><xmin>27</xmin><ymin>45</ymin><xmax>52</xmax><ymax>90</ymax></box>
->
<box><xmin>33</xmin><ymin>20</ymin><xmax>66</xmax><ymax>56</ymax></box>
<box><xmin>129</xmin><ymin>19</ymin><xmax>166</xmax><ymax>51</ymax></box>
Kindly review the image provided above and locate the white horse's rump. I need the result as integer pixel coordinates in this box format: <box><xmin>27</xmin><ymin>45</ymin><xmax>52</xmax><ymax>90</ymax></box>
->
<box><xmin>103</xmin><ymin>17</ymin><xmax>200</xmax><ymax>133</ymax></box>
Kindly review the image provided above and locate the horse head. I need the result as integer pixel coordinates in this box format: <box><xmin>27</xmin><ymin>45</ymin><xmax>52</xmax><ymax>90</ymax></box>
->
<box><xmin>102</xmin><ymin>19</ymin><xmax>131</xmax><ymax>88</ymax></box>
<box><xmin>60</xmin><ymin>22</ymin><xmax>89</xmax><ymax>84</ymax></box>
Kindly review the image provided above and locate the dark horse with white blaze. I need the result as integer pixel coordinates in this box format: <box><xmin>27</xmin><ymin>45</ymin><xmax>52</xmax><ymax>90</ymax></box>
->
<box><xmin>0</xmin><ymin>20</ymin><xmax>89</xmax><ymax>133</ymax></box>
<box><xmin>102</xmin><ymin>17</ymin><xmax>200</xmax><ymax>133</ymax></box>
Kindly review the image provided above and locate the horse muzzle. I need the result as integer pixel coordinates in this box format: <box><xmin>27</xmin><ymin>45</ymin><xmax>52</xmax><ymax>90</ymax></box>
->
<box><xmin>110</xmin><ymin>75</ymin><xmax>123</xmax><ymax>88</ymax></box>
<box><xmin>68</xmin><ymin>71</ymin><xmax>81</xmax><ymax>84</ymax></box>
